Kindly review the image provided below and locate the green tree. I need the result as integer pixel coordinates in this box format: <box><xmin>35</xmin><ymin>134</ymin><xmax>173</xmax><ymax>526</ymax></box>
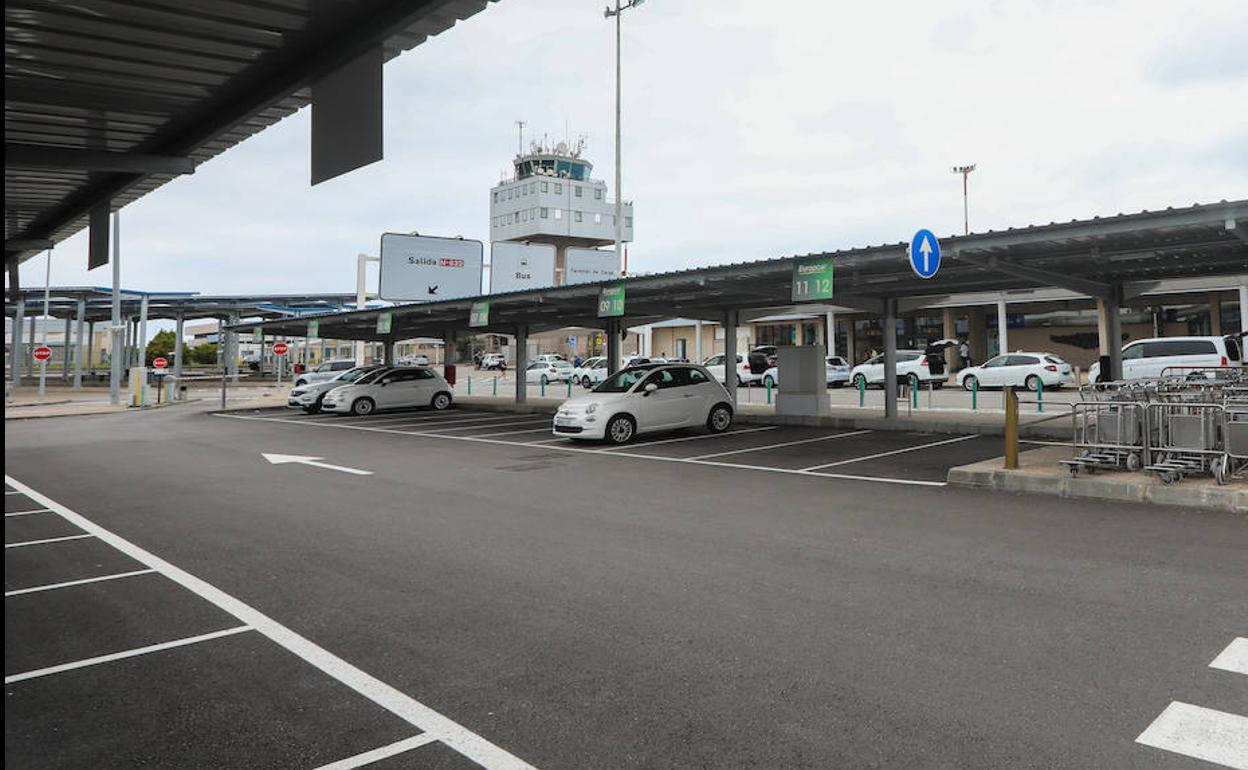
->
<box><xmin>145</xmin><ymin>329</ymin><xmax>178</xmax><ymax>365</ymax></box>
<box><xmin>190</xmin><ymin>343</ymin><xmax>218</xmax><ymax>366</ymax></box>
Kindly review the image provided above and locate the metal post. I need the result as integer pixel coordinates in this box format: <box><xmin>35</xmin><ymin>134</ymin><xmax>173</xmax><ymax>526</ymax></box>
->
<box><xmin>1106</xmin><ymin>287</ymin><xmax>1123</xmax><ymax>382</ymax></box>
<box><xmin>228</xmin><ymin>313</ymin><xmax>240</xmax><ymax>383</ymax></box>
<box><xmin>1037</xmin><ymin>379</ymin><xmax>1044</xmax><ymax>413</ymax></box>
<box><xmin>12</xmin><ymin>298</ymin><xmax>24</xmax><ymax>386</ymax></box>
<box><xmin>62</xmin><ymin>315</ymin><xmax>71</xmax><ymax>382</ymax></box>
<box><xmin>38</xmin><ymin>248</ymin><xmax>52</xmax><ymax>402</ymax></box>
<box><xmin>27</xmin><ymin>307</ymin><xmax>36</xmax><ymax>378</ymax></box>
<box><xmin>173</xmin><ymin>313</ymin><xmax>184</xmax><ymax>389</ymax></box>
<box><xmin>1003</xmin><ymin>386</ymin><xmax>1019</xmax><ymax>469</ymax></box>
<box><xmin>87</xmin><ymin>321</ymin><xmax>95</xmax><ymax>380</ymax></box>
<box><xmin>73</xmin><ymin>299</ymin><xmax>85</xmax><ymax>387</ymax></box>
<box><xmin>694</xmin><ymin>319</ymin><xmax>703</xmax><ymax>363</ymax></box>
<box><xmin>514</xmin><ymin>325</ymin><xmax>528</xmax><ymax>404</ymax></box>
<box><xmin>972</xmin><ymin>377</ymin><xmax>978</xmax><ymax>410</ymax></box>
<box><xmin>1239</xmin><ymin>280</ymin><xmax>1248</xmax><ymax>336</ymax></box>
<box><xmin>883</xmin><ymin>299</ymin><xmax>898</xmax><ymax>419</ymax></box>
<box><xmin>138</xmin><ymin>294</ymin><xmax>149</xmax><ymax>367</ymax></box>
<box><xmin>723</xmin><ymin>309</ymin><xmax>738</xmax><ymax>406</ymax></box>
<box><xmin>613</xmin><ymin>0</ymin><xmax>623</xmax><ymax>276</ymax></box>
<box><xmin>825</xmin><ymin>311</ymin><xmax>836</xmax><ymax>357</ymax></box>
<box><xmin>606</xmin><ymin>319</ymin><xmax>621</xmax><ymax>375</ymax></box>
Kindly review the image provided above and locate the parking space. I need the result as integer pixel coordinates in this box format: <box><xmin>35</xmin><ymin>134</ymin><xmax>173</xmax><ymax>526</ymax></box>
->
<box><xmin>235</xmin><ymin>406</ymin><xmax>1012</xmax><ymax>487</ymax></box>
<box><xmin>3</xmin><ymin>480</ymin><xmax>534</xmax><ymax>770</ymax></box>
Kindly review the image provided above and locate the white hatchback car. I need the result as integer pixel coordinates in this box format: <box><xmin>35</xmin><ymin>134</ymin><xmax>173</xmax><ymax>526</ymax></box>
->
<box><xmin>288</xmin><ymin>365</ymin><xmax>382</xmax><ymax>413</ymax></box>
<box><xmin>849</xmin><ymin>351</ymin><xmax>942</xmax><ymax>388</ymax></box>
<box><xmin>1087</xmin><ymin>335</ymin><xmax>1243</xmax><ymax>382</ymax></box>
<box><xmin>525</xmin><ymin>360</ymin><xmax>574</xmax><ymax>384</ymax></box>
<box><xmin>320</xmin><ymin>366</ymin><xmax>452</xmax><ymax>416</ymax></box>
<box><xmin>760</xmin><ymin>355</ymin><xmax>852</xmax><ymax>389</ymax></box>
<box><xmin>552</xmin><ymin>363</ymin><xmax>734</xmax><ymax>444</ymax></box>
<box><xmin>293</xmin><ymin>359</ymin><xmax>356</xmax><ymax>387</ymax></box>
<box><xmin>957</xmin><ymin>352</ymin><xmax>1073</xmax><ymax>391</ymax></box>
<box><xmin>573</xmin><ymin>356</ymin><xmax>609</xmax><ymax>388</ymax></box>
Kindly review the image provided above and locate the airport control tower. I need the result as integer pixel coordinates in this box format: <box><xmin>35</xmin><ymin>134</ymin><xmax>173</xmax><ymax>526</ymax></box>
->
<box><xmin>489</xmin><ymin>135</ymin><xmax>634</xmax><ymax>285</ymax></box>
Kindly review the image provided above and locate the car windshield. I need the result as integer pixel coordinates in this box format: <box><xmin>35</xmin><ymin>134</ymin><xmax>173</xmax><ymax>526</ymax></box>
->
<box><xmin>593</xmin><ymin>364</ymin><xmax>657</xmax><ymax>393</ymax></box>
<box><xmin>354</xmin><ymin>368</ymin><xmax>389</xmax><ymax>385</ymax></box>
<box><xmin>551</xmin><ymin>361</ymin><xmax>573</xmax><ymax>369</ymax></box>
<box><xmin>338</xmin><ymin>367</ymin><xmax>377</xmax><ymax>383</ymax></box>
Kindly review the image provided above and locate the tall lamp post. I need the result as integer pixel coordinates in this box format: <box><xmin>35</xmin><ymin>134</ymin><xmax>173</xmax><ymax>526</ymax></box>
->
<box><xmin>604</xmin><ymin>0</ymin><xmax>645</xmax><ymax>276</ymax></box>
<box><xmin>952</xmin><ymin>164</ymin><xmax>976</xmax><ymax>235</ymax></box>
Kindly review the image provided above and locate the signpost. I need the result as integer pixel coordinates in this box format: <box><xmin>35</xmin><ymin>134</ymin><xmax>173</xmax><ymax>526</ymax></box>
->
<box><xmin>598</xmin><ymin>285</ymin><xmax>626</xmax><ymax>318</ymax></box>
<box><xmin>378</xmin><ymin>233</ymin><xmax>484</xmax><ymax>301</ymax></box>
<box><xmin>375</xmin><ymin>312</ymin><xmax>392</xmax><ymax>335</ymax></box>
<box><xmin>908</xmin><ymin>228</ymin><xmax>941</xmax><ymax>279</ymax></box>
<box><xmin>307</xmin><ymin>319</ymin><xmax>319</xmax><ymax>338</ymax></box>
<box><xmin>791</xmin><ymin>258</ymin><xmax>834</xmax><ymax>302</ymax></box>
<box><xmin>469</xmin><ymin>301</ymin><xmax>490</xmax><ymax>328</ymax></box>
<box><xmin>32</xmin><ymin>346</ymin><xmax>52</xmax><ymax>362</ymax></box>
<box><xmin>152</xmin><ymin>357</ymin><xmax>168</xmax><ymax>370</ymax></box>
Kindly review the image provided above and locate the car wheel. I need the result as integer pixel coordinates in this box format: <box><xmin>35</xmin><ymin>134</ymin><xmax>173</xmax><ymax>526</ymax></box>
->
<box><xmin>295</xmin><ymin>378</ymin><xmax>307</xmax><ymax>387</ymax></box>
<box><xmin>737</xmin><ymin>374</ymin><xmax>747</xmax><ymax>387</ymax></box>
<box><xmin>763</xmin><ymin>375</ymin><xmax>775</xmax><ymax>389</ymax></box>
<box><xmin>962</xmin><ymin>375</ymin><xmax>978</xmax><ymax>392</ymax></box>
<box><xmin>853</xmin><ymin>373</ymin><xmax>867</xmax><ymax>390</ymax></box>
<box><xmin>350</xmin><ymin>397</ymin><xmax>375</xmax><ymax>416</ymax></box>
<box><xmin>605</xmin><ymin>414</ymin><xmax>635</xmax><ymax>444</ymax></box>
<box><xmin>1025</xmin><ymin>375</ymin><xmax>1041</xmax><ymax>392</ymax></box>
<box><xmin>302</xmin><ymin>405</ymin><xmax>318</xmax><ymax>414</ymax></box>
<box><xmin>431</xmin><ymin>391</ymin><xmax>451</xmax><ymax>410</ymax></box>
<box><xmin>582</xmin><ymin>376</ymin><xmax>593</xmax><ymax>388</ymax></box>
<box><xmin>707</xmin><ymin>403</ymin><xmax>733</xmax><ymax>433</ymax></box>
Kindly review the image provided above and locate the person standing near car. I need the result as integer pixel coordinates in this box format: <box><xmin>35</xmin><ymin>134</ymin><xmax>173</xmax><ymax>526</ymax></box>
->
<box><xmin>958</xmin><ymin>340</ymin><xmax>971</xmax><ymax>369</ymax></box>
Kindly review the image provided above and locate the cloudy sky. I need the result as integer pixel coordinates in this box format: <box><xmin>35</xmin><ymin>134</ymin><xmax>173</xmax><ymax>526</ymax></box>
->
<box><xmin>18</xmin><ymin>0</ymin><xmax>1248</xmax><ymax>295</ymax></box>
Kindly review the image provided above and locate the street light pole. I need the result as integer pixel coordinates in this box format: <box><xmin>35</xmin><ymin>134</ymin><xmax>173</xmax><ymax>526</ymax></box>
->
<box><xmin>952</xmin><ymin>164</ymin><xmax>976</xmax><ymax>235</ymax></box>
<box><xmin>605</xmin><ymin>0</ymin><xmax>644</xmax><ymax>277</ymax></box>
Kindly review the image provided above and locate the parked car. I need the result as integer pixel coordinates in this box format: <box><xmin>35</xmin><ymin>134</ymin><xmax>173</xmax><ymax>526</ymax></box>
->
<box><xmin>760</xmin><ymin>355</ymin><xmax>852</xmax><ymax>389</ymax></box>
<box><xmin>957</xmin><ymin>352</ymin><xmax>1073</xmax><ymax>392</ymax></box>
<box><xmin>525</xmin><ymin>359</ymin><xmax>574</xmax><ymax>385</ymax></box>
<box><xmin>397</xmin><ymin>354</ymin><xmax>429</xmax><ymax>366</ymax></box>
<box><xmin>1087</xmin><ymin>335</ymin><xmax>1244</xmax><ymax>383</ymax></box>
<box><xmin>288</xmin><ymin>365</ymin><xmax>383</xmax><ymax>413</ymax></box>
<box><xmin>320</xmin><ymin>366</ymin><xmax>452</xmax><ymax>416</ymax></box>
<box><xmin>701</xmin><ymin>352</ymin><xmax>769</xmax><ymax>386</ymax></box>
<box><xmin>536</xmin><ymin>353</ymin><xmax>567</xmax><ymax>363</ymax></box>
<box><xmin>552</xmin><ymin>363</ymin><xmax>734</xmax><ymax>444</ymax></box>
<box><xmin>573</xmin><ymin>356</ymin><xmax>609</xmax><ymax>388</ymax></box>
<box><xmin>479</xmin><ymin>352</ymin><xmax>506</xmax><ymax>370</ymax></box>
<box><xmin>753</xmin><ymin>345</ymin><xmax>779</xmax><ymax>367</ymax></box>
<box><xmin>294</xmin><ymin>359</ymin><xmax>356</xmax><ymax>387</ymax></box>
<box><xmin>849</xmin><ymin>350</ymin><xmax>943</xmax><ymax>389</ymax></box>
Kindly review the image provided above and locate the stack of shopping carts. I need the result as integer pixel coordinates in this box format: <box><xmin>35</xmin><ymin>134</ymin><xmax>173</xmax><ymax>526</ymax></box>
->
<box><xmin>1061</xmin><ymin>366</ymin><xmax>1247</xmax><ymax>485</ymax></box>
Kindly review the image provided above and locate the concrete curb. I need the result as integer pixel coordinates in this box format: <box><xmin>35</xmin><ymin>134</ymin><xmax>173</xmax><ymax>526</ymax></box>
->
<box><xmin>734</xmin><ymin>410</ymin><xmax>1071</xmax><ymax>439</ymax></box>
<box><xmin>947</xmin><ymin>465</ymin><xmax>1247</xmax><ymax>514</ymax></box>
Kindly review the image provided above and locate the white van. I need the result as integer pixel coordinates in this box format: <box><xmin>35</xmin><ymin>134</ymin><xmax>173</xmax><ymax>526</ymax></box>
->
<box><xmin>1087</xmin><ymin>335</ymin><xmax>1243</xmax><ymax>382</ymax></box>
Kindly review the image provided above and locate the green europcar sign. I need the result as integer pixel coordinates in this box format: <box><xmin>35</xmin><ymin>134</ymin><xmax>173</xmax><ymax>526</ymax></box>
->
<box><xmin>307</xmin><ymin>319</ymin><xmax>319</xmax><ymax>338</ymax></box>
<box><xmin>376</xmin><ymin>311</ymin><xmax>393</xmax><ymax>335</ymax></box>
<box><xmin>791</xmin><ymin>257</ymin><xmax>834</xmax><ymax>302</ymax></box>
<box><xmin>469</xmin><ymin>301</ymin><xmax>490</xmax><ymax>328</ymax></box>
<box><xmin>597</xmin><ymin>284</ymin><xmax>625</xmax><ymax>318</ymax></box>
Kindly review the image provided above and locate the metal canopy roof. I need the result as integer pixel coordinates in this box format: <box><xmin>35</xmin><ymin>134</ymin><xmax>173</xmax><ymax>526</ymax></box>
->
<box><xmin>230</xmin><ymin>200</ymin><xmax>1248</xmax><ymax>342</ymax></box>
<box><xmin>4</xmin><ymin>287</ymin><xmax>357</xmax><ymax>323</ymax></box>
<box><xmin>5</xmin><ymin>0</ymin><xmax>495</xmax><ymax>267</ymax></box>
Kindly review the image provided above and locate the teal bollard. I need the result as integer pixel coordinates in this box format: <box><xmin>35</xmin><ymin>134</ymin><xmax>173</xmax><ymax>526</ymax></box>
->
<box><xmin>493</xmin><ymin>377</ymin><xmax>498</xmax><ymax>396</ymax></box>
<box><xmin>1037</xmin><ymin>378</ymin><xmax>1043</xmax><ymax>412</ymax></box>
<box><xmin>972</xmin><ymin>378</ymin><xmax>978</xmax><ymax>410</ymax></box>
<box><xmin>858</xmin><ymin>377</ymin><xmax>865</xmax><ymax>407</ymax></box>
<box><xmin>910</xmin><ymin>374</ymin><xmax>919</xmax><ymax>409</ymax></box>
<box><xmin>766</xmin><ymin>379</ymin><xmax>772</xmax><ymax>405</ymax></box>
<box><xmin>467</xmin><ymin>378</ymin><xmax>472</xmax><ymax>395</ymax></box>
<box><xmin>540</xmin><ymin>379</ymin><xmax>546</xmax><ymax>397</ymax></box>
<box><xmin>567</xmin><ymin>379</ymin><xmax>572</xmax><ymax>397</ymax></box>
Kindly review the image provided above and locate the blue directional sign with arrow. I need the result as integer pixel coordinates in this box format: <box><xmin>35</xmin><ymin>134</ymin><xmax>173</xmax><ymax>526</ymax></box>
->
<box><xmin>909</xmin><ymin>229</ymin><xmax>941</xmax><ymax>279</ymax></box>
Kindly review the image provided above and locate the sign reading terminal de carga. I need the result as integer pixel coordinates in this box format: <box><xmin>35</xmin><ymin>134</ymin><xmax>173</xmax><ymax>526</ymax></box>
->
<box><xmin>378</xmin><ymin>233</ymin><xmax>484</xmax><ymax>302</ymax></box>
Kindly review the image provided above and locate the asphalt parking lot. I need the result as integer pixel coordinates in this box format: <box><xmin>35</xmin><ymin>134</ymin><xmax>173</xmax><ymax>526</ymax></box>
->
<box><xmin>6</xmin><ymin>405</ymin><xmax>1246</xmax><ymax>769</ymax></box>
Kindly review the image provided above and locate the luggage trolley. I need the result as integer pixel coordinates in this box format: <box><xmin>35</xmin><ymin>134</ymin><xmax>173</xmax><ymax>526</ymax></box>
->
<box><xmin>1224</xmin><ymin>399</ymin><xmax>1248</xmax><ymax>481</ymax></box>
<box><xmin>1061</xmin><ymin>397</ymin><xmax>1149</xmax><ymax>476</ymax></box>
<box><xmin>1143</xmin><ymin>400</ymin><xmax>1229</xmax><ymax>485</ymax></box>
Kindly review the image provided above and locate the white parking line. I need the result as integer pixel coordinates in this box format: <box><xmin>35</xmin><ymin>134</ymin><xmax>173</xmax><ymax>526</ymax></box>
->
<box><xmin>599</xmin><ymin>425</ymin><xmax>778</xmax><ymax>451</ymax></box>
<box><xmin>799</xmin><ymin>434</ymin><xmax>980</xmax><ymax>472</ymax></box>
<box><xmin>5</xmin><ymin>625</ymin><xmax>253</xmax><ymax>684</ymax></box>
<box><xmin>1211</xmin><ymin>637</ymin><xmax>1248</xmax><ymax>676</ymax></box>
<box><xmin>329</xmin><ymin>411</ymin><xmax>473</xmax><ymax>425</ymax></box>
<box><xmin>473</xmin><ymin>427</ymin><xmax>557</xmax><ymax>438</ymax></box>
<box><xmin>217</xmin><ymin>414</ymin><xmax>945</xmax><ymax>487</ymax></box>
<box><xmin>1135</xmin><ymin>701</ymin><xmax>1248</xmax><ymax>769</ymax></box>
<box><xmin>4</xmin><ymin>474</ymin><xmax>539</xmax><ymax>770</ymax></box>
<box><xmin>5</xmin><ymin>568</ymin><xmax>157</xmax><ymax>597</ymax></box>
<box><xmin>6</xmin><ymin>533</ymin><xmax>94</xmax><ymax>549</ymax></box>
<box><xmin>314</xmin><ymin>734</ymin><xmax>440</xmax><ymax>770</ymax></box>
<box><xmin>423</xmin><ymin>417</ymin><xmax>551</xmax><ymax>433</ymax></box>
<box><xmin>689</xmin><ymin>430</ymin><xmax>872</xmax><ymax>460</ymax></box>
<box><xmin>6</xmin><ymin>490</ymin><xmax>25</xmax><ymax>495</ymax></box>
<box><xmin>6</xmin><ymin>508</ymin><xmax>52</xmax><ymax>517</ymax></box>
<box><xmin>361</xmin><ymin>414</ymin><xmax>535</xmax><ymax>430</ymax></box>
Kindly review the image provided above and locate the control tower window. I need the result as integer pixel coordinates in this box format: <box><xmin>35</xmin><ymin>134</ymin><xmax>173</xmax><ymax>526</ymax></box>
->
<box><xmin>554</xmin><ymin>183</ymin><xmax>562</xmax><ymax>195</ymax></box>
<box><xmin>626</xmin><ymin>216</ymin><xmax>633</xmax><ymax>227</ymax></box>
<box><xmin>541</xmin><ymin>208</ymin><xmax>549</xmax><ymax>218</ymax></box>
<box><xmin>575</xmin><ymin>211</ymin><xmax>583</xmax><ymax>223</ymax></box>
<box><xmin>595</xmin><ymin>188</ymin><xmax>603</xmax><ymax>200</ymax></box>
<box><xmin>541</xmin><ymin>181</ymin><xmax>548</xmax><ymax>193</ymax></box>
<box><xmin>575</xmin><ymin>186</ymin><xmax>583</xmax><ymax>198</ymax></box>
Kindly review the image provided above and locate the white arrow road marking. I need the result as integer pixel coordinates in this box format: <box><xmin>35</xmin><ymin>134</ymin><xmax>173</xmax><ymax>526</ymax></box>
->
<box><xmin>1136</xmin><ymin>702</ymin><xmax>1248</xmax><ymax>769</ymax></box>
<box><xmin>261</xmin><ymin>453</ymin><xmax>373</xmax><ymax>476</ymax></box>
<box><xmin>1211</xmin><ymin>638</ymin><xmax>1248</xmax><ymax>677</ymax></box>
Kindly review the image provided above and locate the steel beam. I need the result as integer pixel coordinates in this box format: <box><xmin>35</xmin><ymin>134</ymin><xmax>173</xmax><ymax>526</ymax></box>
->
<box><xmin>5</xmin><ymin>144</ymin><xmax>195</xmax><ymax>175</ymax></box>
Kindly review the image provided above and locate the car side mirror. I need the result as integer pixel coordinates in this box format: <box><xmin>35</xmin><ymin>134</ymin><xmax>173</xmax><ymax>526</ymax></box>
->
<box><xmin>643</xmin><ymin>382</ymin><xmax>658</xmax><ymax>395</ymax></box>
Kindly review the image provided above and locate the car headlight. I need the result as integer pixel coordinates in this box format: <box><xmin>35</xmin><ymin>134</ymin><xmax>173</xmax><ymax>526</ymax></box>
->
<box><xmin>585</xmin><ymin>402</ymin><xmax>600</xmax><ymax>414</ymax></box>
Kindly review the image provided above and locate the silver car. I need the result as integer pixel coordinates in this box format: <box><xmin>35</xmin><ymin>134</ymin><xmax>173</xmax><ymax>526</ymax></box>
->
<box><xmin>288</xmin><ymin>365</ymin><xmax>382</xmax><ymax>413</ymax></box>
<box><xmin>321</xmin><ymin>366</ymin><xmax>453</xmax><ymax>416</ymax></box>
<box><xmin>293</xmin><ymin>359</ymin><xmax>356</xmax><ymax>387</ymax></box>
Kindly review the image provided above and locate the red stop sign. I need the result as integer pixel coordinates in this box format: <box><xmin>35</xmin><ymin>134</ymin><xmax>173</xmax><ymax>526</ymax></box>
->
<box><xmin>272</xmin><ymin>342</ymin><xmax>289</xmax><ymax>356</ymax></box>
<box><xmin>153</xmin><ymin>357</ymin><xmax>168</xmax><ymax>369</ymax></box>
<box><xmin>33</xmin><ymin>346</ymin><xmax>53</xmax><ymax>361</ymax></box>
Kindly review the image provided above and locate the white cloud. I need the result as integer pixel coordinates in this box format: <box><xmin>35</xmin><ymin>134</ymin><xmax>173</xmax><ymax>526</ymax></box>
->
<box><xmin>19</xmin><ymin>0</ymin><xmax>1248</xmax><ymax>295</ymax></box>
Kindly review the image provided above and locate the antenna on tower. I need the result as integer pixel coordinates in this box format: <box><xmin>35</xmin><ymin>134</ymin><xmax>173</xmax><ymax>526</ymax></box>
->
<box><xmin>515</xmin><ymin>120</ymin><xmax>526</xmax><ymax>156</ymax></box>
